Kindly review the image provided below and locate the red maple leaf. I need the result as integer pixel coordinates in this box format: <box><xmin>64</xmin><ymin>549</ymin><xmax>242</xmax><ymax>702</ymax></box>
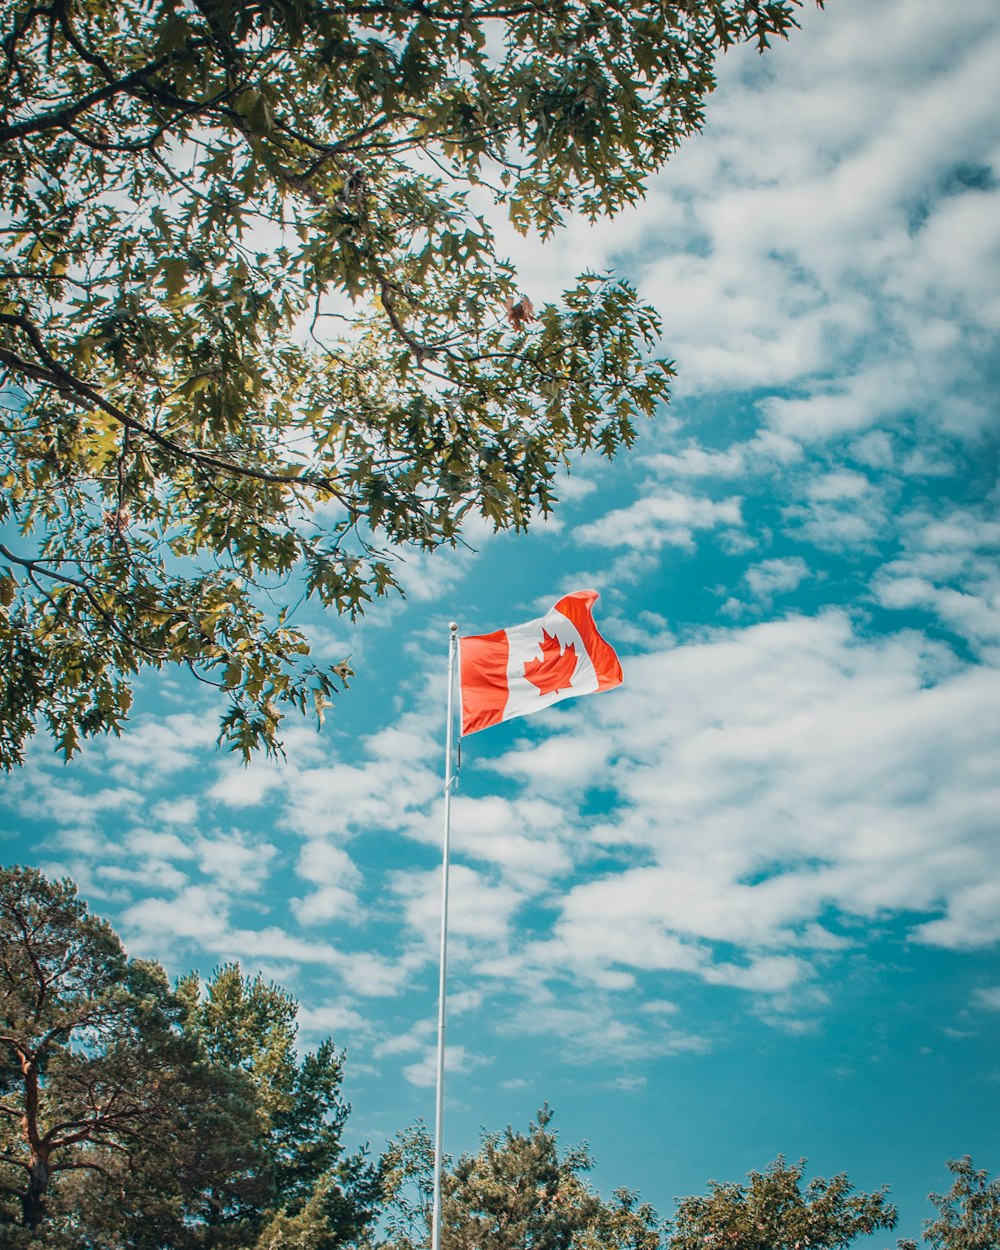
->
<box><xmin>523</xmin><ymin>629</ymin><xmax>578</xmax><ymax>696</ymax></box>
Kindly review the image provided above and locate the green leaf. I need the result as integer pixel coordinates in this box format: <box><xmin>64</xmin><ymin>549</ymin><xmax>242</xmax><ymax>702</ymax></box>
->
<box><xmin>0</xmin><ymin>0</ymin><xmax>819</xmax><ymax>767</ymax></box>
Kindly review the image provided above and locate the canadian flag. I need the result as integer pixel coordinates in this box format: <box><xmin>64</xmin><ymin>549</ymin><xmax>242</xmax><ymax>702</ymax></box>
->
<box><xmin>459</xmin><ymin>590</ymin><xmax>623</xmax><ymax>736</ymax></box>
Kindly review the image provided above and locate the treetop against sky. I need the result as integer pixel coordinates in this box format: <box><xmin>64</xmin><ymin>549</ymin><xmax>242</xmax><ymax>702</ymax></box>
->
<box><xmin>3</xmin><ymin>864</ymin><xmax>998</xmax><ymax>1247</ymax></box>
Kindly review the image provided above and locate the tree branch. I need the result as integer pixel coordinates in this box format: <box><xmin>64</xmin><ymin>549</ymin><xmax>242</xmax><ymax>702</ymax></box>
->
<box><xmin>0</xmin><ymin>58</ymin><xmax>171</xmax><ymax>143</ymax></box>
<box><xmin>0</xmin><ymin>314</ymin><xmax>349</xmax><ymax>500</ymax></box>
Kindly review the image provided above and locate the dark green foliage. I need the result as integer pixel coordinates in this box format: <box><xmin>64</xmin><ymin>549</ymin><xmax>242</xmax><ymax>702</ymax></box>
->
<box><xmin>178</xmin><ymin>964</ymin><xmax>382</xmax><ymax>1249</ymax></box>
<box><xmin>667</xmin><ymin>1157</ymin><xmax>898</xmax><ymax>1250</ymax></box>
<box><xmin>0</xmin><ymin>866</ymin><xmax>378</xmax><ymax>1249</ymax></box>
<box><xmin>0</xmin><ymin>864</ymin><xmax>262</xmax><ymax>1246</ymax></box>
<box><xmin>0</xmin><ymin>0</ymin><xmax>821</xmax><ymax>765</ymax></box>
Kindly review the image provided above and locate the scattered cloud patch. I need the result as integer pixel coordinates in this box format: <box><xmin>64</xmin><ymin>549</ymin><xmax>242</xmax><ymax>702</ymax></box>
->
<box><xmin>576</xmin><ymin>491</ymin><xmax>744</xmax><ymax>553</ymax></box>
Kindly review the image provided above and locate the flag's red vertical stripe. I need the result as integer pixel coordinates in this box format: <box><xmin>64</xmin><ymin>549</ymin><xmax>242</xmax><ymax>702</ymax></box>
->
<box><xmin>459</xmin><ymin>628</ymin><xmax>510</xmax><ymax>735</ymax></box>
<box><xmin>554</xmin><ymin>590</ymin><xmax>623</xmax><ymax>691</ymax></box>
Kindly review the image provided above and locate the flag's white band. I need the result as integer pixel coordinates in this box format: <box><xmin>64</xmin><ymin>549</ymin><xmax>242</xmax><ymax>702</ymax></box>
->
<box><xmin>502</xmin><ymin>607</ymin><xmax>599</xmax><ymax>724</ymax></box>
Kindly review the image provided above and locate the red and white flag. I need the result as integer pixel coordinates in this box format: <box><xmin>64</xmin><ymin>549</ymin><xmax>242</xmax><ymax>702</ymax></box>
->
<box><xmin>459</xmin><ymin>590</ymin><xmax>622</xmax><ymax>736</ymax></box>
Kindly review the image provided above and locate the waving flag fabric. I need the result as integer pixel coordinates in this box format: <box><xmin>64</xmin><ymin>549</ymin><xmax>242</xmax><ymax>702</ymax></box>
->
<box><xmin>459</xmin><ymin>590</ymin><xmax>622</xmax><ymax>736</ymax></box>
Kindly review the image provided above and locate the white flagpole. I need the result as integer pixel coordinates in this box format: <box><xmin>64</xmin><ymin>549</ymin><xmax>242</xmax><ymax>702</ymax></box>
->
<box><xmin>431</xmin><ymin>621</ymin><xmax>459</xmax><ymax>1250</ymax></box>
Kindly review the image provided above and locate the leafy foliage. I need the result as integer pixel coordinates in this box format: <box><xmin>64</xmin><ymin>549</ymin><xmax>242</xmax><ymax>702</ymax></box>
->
<box><xmin>0</xmin><ymin>866</ymin><xmax>377</xmax><ymax>1249</ymax></box>
<box><xmin>375</xmin><ymin>1108</ymin><xmax>661</xmax><ymax>1250</ymax></box>
<box><xmin>0</xmin><ymin>864</ymin><xmax>261</xmax><ymax>1245</ymax></box>
<box><xmin>897</xmin><ymin>1159</ymin><xmax>1000</xmax><ymax>1250</ymax></box>
<box><xmin>0</xmin><ymin>0</ymin><xmax>822</xmax><ymax>765</ymax></box>
<box><xmin>666</xmin><ymin>1157</ymin><xmax>898</xmax><ymax>1250</ymax></box>
<box><xmin>178</xmin><ymin>963</ymin><xmax>383</xmax><ymax>1249</ymax></box>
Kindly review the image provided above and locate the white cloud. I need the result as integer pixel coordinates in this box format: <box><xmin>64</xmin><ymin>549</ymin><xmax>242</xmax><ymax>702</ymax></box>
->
<box><xmin>551</xmin><ymin>471</ymin><xmax>598</xmax><ymax>503</ymax></box>
<box><xmin>912</xmin><ymin>882</ymin><xmax>1000</xmax><ymax>950</ymax></box>
<box><xmin>297</xmin><ymin>1002</ymin><xmax>373</xmax><ymax>1041</ymax></box>
<box><xmin>293</xmin><ymin>841</ymin><xmax>362</xmax><ymax>925</ymax></box>
<box><xmin>373</xmin><ymin>1019</ymin><xmax>434</xmax><ymax>1060</ymax></box>
<box><xmin>101</xmin><ymin>713</ymin><xmax>217</xmax><ymax>781</ymax></box>
<box><xmin>393</xmin><ymin>863</ymin><xmax>524</xmax><ymax>946</ymax></box>
<box><xmin>337</xmin><ymin>949</ymin><xmax>417</xmax><ymax>997</ymax></box>
<box><xmin>255</xmin><ymin>714</ymin><xmax>441</xmax><ymax>843</ymax></box>
<box><xmin>784</xmin><ymin>492</ymin><xmax>891</xmax><ymax>553</ymax></box>
<box><xmin>588</xmin><ymin>0</ymin><xmax>1000</xmax><ymax>459</ymax></box>
<box><xmin>876</xmin><ymin>576</ymin><xmax>1000</xmax><ymax>656</ymax></box>
<box><xmin>806</xmin><ymin>471</ymin><xmax>871</xmax><ymax>503</ymax></box>
<box><xmin>576</xmin><ymin>490</ymin><xmax>743</xmax><ymax>552</ymax></box>
<box><xmin>495</xmin><ymin>995</ymin><xmax>709</xmax><ymax>1066</ymax></box>
<box><xmin>487</xmin><ymin>729</ymin><xmax>617</xmax><ymax>792</ymax></box>
<box><xmin>292</xmin><ymin>884</ymin><xmax>361</xmax><ymax>926</ymax></box>
<box><xmin>96</xmin><ymin>859</ymin><xmax>189</xmax><ymax>894</ymax></box>
<box><xmin>973</xmin><ymin>987</ymin><xmax>1000</xmax><ymax>1012</ymax></box>
<box><xmin>210</xmin><ymin>759</ymin><xmax>285</xmax><ymax>807</ymax></box>
<box><xmin>15</xmin><ymin>782</ymin><xmax>143</xmax><ymax>831</ymax></box>
<box><xmin>874</xmin><ymin>505</ymin><xmax>1000</xmax><ymax>656</ymax></box>
<box><xmin>123</xmin><ymin>883</ymin><xmax>234</xmax><ymax>950</ymax></box>
<box><xmin>297</xmin><ymin>839</ymin><xmax>360</xmax><ymax>885</ymax></box>
<box><xmin>448</xmin><ymin>795</ymin><xmax>573</xmax><ymax>888</ymax></box>
<box><xmin>648</xmin><ymin>432</ymin><xmax>803</xmax><ymax>481</ymax></box>
<box><xmin>150</xmin><ymin>797</ymin><xmax>199</xmax><ymax>826</ymax></box>
<box><xmin>476</xmin><ymin>612</ymin><xmax>1000</xmax><ymax>995</ymax></box>
<box><xmin>743</xmin><ymin>557</ymin><xmax>812</xmax><ymax>603</ymax></box>
<box><xmin>193</xmin><ymin>830</ymin><xmax>277</xmax><ymax>890</ymax></box>
<box><xmin>402</xmin><ymin>1042</ymin><xmax>488</xmax><ymax>1089</ymax></box>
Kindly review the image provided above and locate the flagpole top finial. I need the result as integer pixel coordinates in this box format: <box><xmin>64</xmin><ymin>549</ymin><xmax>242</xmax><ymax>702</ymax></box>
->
<box><xmin>449</xmin><ymin>621</ymin><xmax>458</xmax><ymax>633</ymax></box>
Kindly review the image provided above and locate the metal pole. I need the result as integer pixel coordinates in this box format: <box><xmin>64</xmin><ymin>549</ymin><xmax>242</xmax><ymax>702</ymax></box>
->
<box><xmin>431</xmin><ymin>622</ymin><xmax>458</xmax><ymax>1250</ymax></box>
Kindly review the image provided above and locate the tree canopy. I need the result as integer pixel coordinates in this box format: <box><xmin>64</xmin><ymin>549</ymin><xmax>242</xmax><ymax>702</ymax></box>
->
<box><xmin>375</xmin><ymin>1107</ymin><xmax>662</xmax><ymax>1250</ymax></box>
<box><xmin>0</xmin><ymin>864</ymin><xmax>238</xmax><ymax>1240</ymax></box>
<box><xmin>5</xmin><ymin>863</ymin><xmax>995</xmax><ymax>1250</ymax></box>
<box><xmin>0</xmin><ymin>0</ymin><xmax>823</xmax><ymax>766</ymax></box>
<box><xmin>178</xmin><ymin>963</ymin><xmax>382</xmax><ymax>1250</ymax></box>
<box><xmin>665</xmin><ymin>1156</ymin><xmax>898</xmax><ymax>1250</ymax></box>
<box><xmin>898</xmin><ymin>1158</ymin><xmax>1000</xmax><ymax>1250</ymax></box>
<box><xmin>0</xmin><ymin>865</ymin><xmax>378</xmax><ymax>1248</ymax></box>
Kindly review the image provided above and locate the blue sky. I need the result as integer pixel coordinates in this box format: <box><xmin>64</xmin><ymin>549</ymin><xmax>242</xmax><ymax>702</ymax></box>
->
<box><xmin>2</xmin><ymin>0</ymin><xmax>999</xmax><ymax>1240</ymax></box>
